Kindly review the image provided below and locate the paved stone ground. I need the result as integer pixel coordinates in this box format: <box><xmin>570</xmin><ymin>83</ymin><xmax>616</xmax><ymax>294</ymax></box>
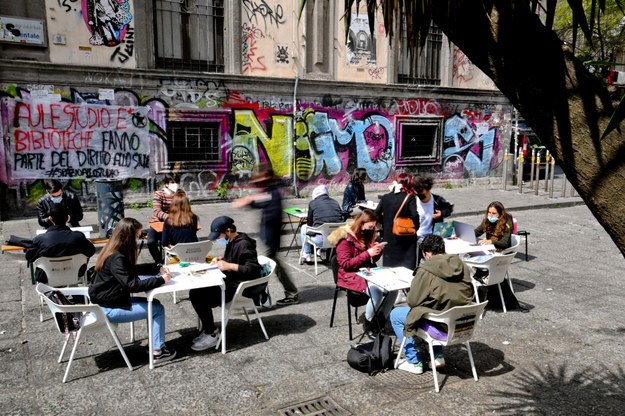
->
<box><xmin>2</xmin><ymin>179</ymin><xmax>625</xmax><ymax>415</ymax></box>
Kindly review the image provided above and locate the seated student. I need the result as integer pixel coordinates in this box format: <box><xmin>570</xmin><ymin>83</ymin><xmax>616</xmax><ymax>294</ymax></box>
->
<box><xmin>390</xmin><ymin>234</ymin><xmax>473</xmax><ymax>374</ymax></box>
<box><xmin>328</xmin><ymin>209</ymin><xmax>392</xmax><ymax>339</ymax></box>
<box><xmin>300</xmin><ymin>184</ymin><xmax>344</xmax><ymax>263</ymax></box>
<box><xmin>26</xmin><ymin>205</ymin><xmax>95</xmax><ymax>283</ymax></box>
<box><xmin>148</xmin><ymin>173</ymin><xmax>181</xmax><ymax>265</ymax></box>
<box><xmin>342</xmin><ymin>168</ymin><xmax>367</xmax><ymax>216</ymax></box>
<box><xmin>189</xmin><ymin>216</ymin><xmax>261</xmax><ymax>352</ymax></box>
<box><xmin>161</xmin><ymin>191</ymin><xmax>199</xmax><ymax>248</ymax></box>
<box><xmin>474</xmin><ymin>201</ymin><xmax>513</xmax><ymax>252</ymax></box>
<box><xmin>88</xmin><ymin>218</ymin><xmax>176</xmax><ymax>362</ymax></box>
<box><xmin>36</xmin><ymin>179</ymin><xmax>83</xmax><ymax>229</ymax></box>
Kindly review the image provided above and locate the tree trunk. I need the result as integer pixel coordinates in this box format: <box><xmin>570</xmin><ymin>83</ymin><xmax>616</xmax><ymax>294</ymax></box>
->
<box><xmin>431</xmin><ymin>1</ymin><xmax>625</xmax><ymax>258</ymax></box>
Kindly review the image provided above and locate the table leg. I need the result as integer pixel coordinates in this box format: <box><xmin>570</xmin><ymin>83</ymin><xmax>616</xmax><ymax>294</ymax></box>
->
<box><xmin>148</xmin><ymin>298</ymin><xmax>154</xmax><ymax>369</ymax></box>
<box><xmin>221</xmin><ymin>285</ymin><xmax>226</xmax><ymax>354</ymax></box>
<box><xmin>285</xmin><ymin>218</ymin><xmax>304</xmax><ymax>257</ymax></box>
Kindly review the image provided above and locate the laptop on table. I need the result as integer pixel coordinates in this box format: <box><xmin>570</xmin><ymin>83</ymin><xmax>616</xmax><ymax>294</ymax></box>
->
<box><xmin>452</xmin><ymin>221</ymin><xmax>478</xmax><ymax>245</ymax></box>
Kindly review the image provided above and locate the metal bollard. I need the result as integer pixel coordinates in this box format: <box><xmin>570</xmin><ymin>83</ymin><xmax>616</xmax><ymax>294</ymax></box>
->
<box><xmin>561</xmin><ymin>175</ymin><xmax>567</xmax><ymax>197</ymax></box>
<box><xmin>518</xmin><ymin>153</ymin><xmax>524</xmax><ymax>193</ymax></box>
<box><xmin>549</xmin><ymin>157</ymin><xmax>556</xmax><ymax>198</ymax></box>
<box><xmin>534</xmin><ymin>150</ymin><xmax>541</xmax><ymax>195</ymax></box>
<box><xmin>503</xmin><ymin>152</ymin><xmax>508</xmax><ymax>190</ymax></box>
<box><xmin>529</xmin><ymin>149</ymin><xmax>535</xmax><ymax>189</ymax></box>
<box><xmin>544</xmin><ymin>151</ymin><xmax>551</xmax><ymax>192</ymax></box>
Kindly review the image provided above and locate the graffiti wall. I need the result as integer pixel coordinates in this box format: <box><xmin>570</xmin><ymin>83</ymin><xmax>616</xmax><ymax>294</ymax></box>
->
<box><xmin>44</xmin><ymin>0</ymin><xmax>136</xmax><ymax>68</ymax></box>
<box><xmin>0</xmin><ymin>77</ymin><xmax>511</xmax><ymax>211</ymax></box>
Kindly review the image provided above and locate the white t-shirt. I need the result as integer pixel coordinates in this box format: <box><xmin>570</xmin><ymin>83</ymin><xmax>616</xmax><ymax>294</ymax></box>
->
<box><xmin>417</xmin><ymin>197</ymin><xmax>434</xmax><ymax>238</ymax></box>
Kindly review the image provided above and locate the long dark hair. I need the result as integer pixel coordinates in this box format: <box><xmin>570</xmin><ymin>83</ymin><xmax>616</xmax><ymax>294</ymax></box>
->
<box><xmin>481</xmin><ymin>201</ymin><xmax>511</xmax><ymax>241</ymax></box>
<box><xmin>350</xmin><ymin>209</ymin><xmax>378</xmax><ymax>247</ymax></box>
<box><xmin>95</xmin><ymin>218</ymin><xmax>142</xmax><ymax>271</ymax></box>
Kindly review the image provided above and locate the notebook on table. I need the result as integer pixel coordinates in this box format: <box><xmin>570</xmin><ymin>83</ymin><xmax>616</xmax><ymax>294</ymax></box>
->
<box><xmin>452</xmin><ymin>221</ymin><xmax>478</xmax><ymax>244</ymax></box>
<box><xmin>433</xmin><ymin>221</ymin><xmax>454</xmax><ymax>238</ymax></box>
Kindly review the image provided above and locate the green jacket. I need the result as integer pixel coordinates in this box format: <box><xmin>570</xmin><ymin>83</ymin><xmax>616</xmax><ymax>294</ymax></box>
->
<box><xmin>404</xmin><ymin>254</ymin><xmax>474</xmax><ymax>338</ymax></box>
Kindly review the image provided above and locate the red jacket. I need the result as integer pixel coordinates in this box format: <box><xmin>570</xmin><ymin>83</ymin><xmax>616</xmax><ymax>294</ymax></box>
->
<box><xmin>330</xmin><ymin>226</ymin><xmax>381</xmax><ymax>293</ymax></box>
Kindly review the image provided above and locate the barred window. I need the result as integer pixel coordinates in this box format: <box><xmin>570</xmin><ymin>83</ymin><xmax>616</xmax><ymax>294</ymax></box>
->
<box><xmin>397</xmin><ymin>23</ymin><xmax>442</xmax><ymax>85</ymax></box>
<box><xmin>396</xmin><ymin>118</ymin><xmax>443</xmax><ymax>166</ymax></box>
<box><xmin>167</xmin><ymin>122</ymin><xmax>221</xmax><ymax>163</ymax></box>
<box><xmin>154</xmin><ymin>0</ymin><xmax>224</xmax><ymax>72</ymax></box>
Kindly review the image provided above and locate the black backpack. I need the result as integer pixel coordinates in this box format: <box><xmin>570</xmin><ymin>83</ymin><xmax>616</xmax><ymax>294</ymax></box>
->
<box><xmin>44</xmin><ymin>289</ymin><xmax>81</xmax><ymax>334</ymax></box>
<box><xmin>347</xmin><ymin>332</ymin><xmax>393</xmax><ymax>376</ymax></box>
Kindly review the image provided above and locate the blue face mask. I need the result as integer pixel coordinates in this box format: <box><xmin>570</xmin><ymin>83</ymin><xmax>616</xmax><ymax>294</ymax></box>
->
<box><xmin>50</xmin><ymin>196</ymin><xmax>63</xmax><ymax>203</ymax></box>
<box><xmin>215</xmin><ymin>236</ymin><xmax>228</xmax><ymax>247</ymax></box>
<box><xmin>488</xmin><ymin>216</ymin><xmax>499</xmax><ymax>223</ymax></box>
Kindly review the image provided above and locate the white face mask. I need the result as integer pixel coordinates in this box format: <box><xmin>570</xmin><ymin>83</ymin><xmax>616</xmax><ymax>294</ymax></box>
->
<box><xmin>167</xmin><ymin>183</ymin><xmax>179</xmax><ymax>193</ymax></box>
<box><xmin>215</xmin><ymin>236</ymin><xmax>228</xmax><ymax>247</ymax></box>
<box><xmin>50</xmin><ymin>196</ymin><xmax>63</xmax><ymax>203</ymax></box>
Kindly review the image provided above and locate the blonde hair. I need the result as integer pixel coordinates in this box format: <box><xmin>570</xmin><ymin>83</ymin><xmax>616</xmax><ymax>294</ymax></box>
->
<box><xmin>167</xmin><ymin>191</ymin><xmax>197</xmax><ymax>228</ymax></box>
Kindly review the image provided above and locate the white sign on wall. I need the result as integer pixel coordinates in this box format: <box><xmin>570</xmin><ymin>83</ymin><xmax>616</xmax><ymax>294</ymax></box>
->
<box><xmin>0</xmin><ymin>15</ymin><xmax>46</xmax><ymax>46</ymax></box>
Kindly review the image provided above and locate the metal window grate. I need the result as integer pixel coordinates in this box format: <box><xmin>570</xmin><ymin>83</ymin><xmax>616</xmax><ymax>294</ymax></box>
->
<box><xmin>167</xmin><ymin>121</ymin><xmax>221</xmax><ymax>163</ymax></box>
<box><xmin>396</xmin><ymin>118</ymin><xmax>443</xmax><ymax>166</ymax></box>
<box><xmin>278</xmin><ymin>396</ymin><xmax>352</xmax><ymax>416</ymax></box>
<box><xmin>397</xmin><ymin>23</ymin><xmax>442</xmax><ymax>85</ymax></box>
<box><xmin>154</xmin><ymin>0</ymin><xmax>224</xmax><ymax>72</ymax></box>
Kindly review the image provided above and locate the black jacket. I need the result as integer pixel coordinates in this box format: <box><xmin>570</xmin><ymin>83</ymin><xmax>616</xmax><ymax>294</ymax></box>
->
<box><xmin>25</xmin><ymin>225</ymin><xmax>95</xmax><ymax>283</ymax></box>
<box><xmin>250</xmin><ymin>185</ymin><xmax>283</xmax><ymax>251</ymax></box>
<box><xmin>307</xmin><ymin>194</ymin><xmax>343</xmax><ymax>227</ymax></box>
<box><xmin>375</xmin><ymin>191</ymin><xmax>420</xmax><ymax>269</ymax></box>
<box><xmin>36</xmin><ymin>192</ymin><xmax>83</xmax><ymax>228</ymax></box>
<box><xmin>431</xmin><ymin>193</ymin><xmax>454</xmax><ymax>227</ymax></box>
<box><xmin>222</xmin><ymin>232</ymin><xmax>261</xmax><ymax>291</ymax></box>
<box><xmin>88</xmin><ymin>252</ymin><xmax>165</xmax><ymax>309</ymax></box>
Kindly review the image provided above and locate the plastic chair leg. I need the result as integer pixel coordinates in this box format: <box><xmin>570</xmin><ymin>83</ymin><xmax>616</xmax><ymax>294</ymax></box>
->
<box><xmin>63</xmin><ymin>330</ymin><xmax>82</xmax><ymax>383</ymax></box>
<box><xmin>428</xmin><ymin>341</ymin><xmax>440</xmax><ymax>393</ymax></box>
<box><xmin>465</xmin><ymin>341</ymin><xmax>478</xmax><ymax>381</ymax></box>
<box><xmin>58</xmin><ymin>334</ymin><xmax>71</xmax><ymax>363</ymax></box>
<box><xmin>497</xmin><ymin>283</ymin><xmax>507</xmax><ymax>313</ymax></box>
<box><xmin>330</xmin><ymin>287</ymin><xmax>339</xmax><ymax>328</ymax></box>
<box><xmin>347</xmin><ymin>301</ymin><xmax>353</xmax><ymax>340</ymax></box>
<box><xmin>395</xmin><ymin>336</ymin><xmax>407</xmax><ymax>369</ymax></box>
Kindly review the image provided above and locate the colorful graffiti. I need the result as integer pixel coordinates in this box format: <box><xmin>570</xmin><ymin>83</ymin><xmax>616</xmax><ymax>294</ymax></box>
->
<box><xmin>241</xmin><ymin>23</ymin><xmax>266</xmax><ymax>74</ymax></box>
<box><xmin>0</xmin><ymin>81</ymin><xmax>508</xmax><ymax>210</ymax></box>
<box><xmin>82</xmin><ymin>0</ymin><xmax>133</xmax><ymax>47</ymax></box>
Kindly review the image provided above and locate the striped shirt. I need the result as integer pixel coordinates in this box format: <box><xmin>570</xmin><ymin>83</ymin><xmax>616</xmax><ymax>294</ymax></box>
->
<box><xmin>149</xmin><ymin>189</ymin><xmax>174</xmax><ymax>223</ymax></box>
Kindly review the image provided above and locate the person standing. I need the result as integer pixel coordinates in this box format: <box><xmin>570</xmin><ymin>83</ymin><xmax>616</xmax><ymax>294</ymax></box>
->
<box><xmin>147</xmin><ymin>174</ymin><xmax>180</xmax><ymax>265</ymax></box>
<box><xmin>390</xmin><ymin>234</ymin><xmax>473</xmax><ymax>374</ymax></box>
<box><xmin>375</xmin><ymin>173</ymin><xmax>420</xmax><ymax>269</ymax></box>
<box><xmin>161</xmin><ymin>191</ymin><xmax>199</xmax><ymax>248</ymax></box>
<box><xmin>88</xmin><ymin>218</ymin><xmax>177</xmax><ymax>362</ymax></box>
<box><xmin>342</xmin><ymin>168</ymin><xmax>367</xmax><ymax>216</ymax></box>
<box><xmin>189</xmin><ymin>216</ymin><xmax>261</xmax><ymax>351</ymax></box>
<box><xmin>26</xmin><ymin>205</ymin><xmax>95</xmax><ymax>283</ymax></box>
<box><xmin>233</xmin><ymin>167</ymin><xmax>300</xmax><ymax>306</ymax></box>
<box><xmin>36</xmin><ymin>180</ymin><xmax>83</xmax><ymax>229</ymax></box>
<box><xmin>413</xmin><ymin>176</ymin><xmax>454</xmax><ymax>263</ymax></box>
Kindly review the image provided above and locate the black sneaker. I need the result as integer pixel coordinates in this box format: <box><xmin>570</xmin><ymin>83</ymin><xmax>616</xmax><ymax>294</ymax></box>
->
<box><xmin>276</xmin><ymin>296</ymin><xmax>299</xmax><ymax>306</ymax></box>
<box><xmin>153</xmin><ymin>346</ymin><xmax>177</xmax><ymax>362</ymax></box>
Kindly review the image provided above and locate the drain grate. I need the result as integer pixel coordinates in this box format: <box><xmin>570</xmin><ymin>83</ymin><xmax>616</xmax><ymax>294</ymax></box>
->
<box><xmin>278</xmin><ymin>396</ymin><xmax>352</xmax><ymax>416</ymax></box>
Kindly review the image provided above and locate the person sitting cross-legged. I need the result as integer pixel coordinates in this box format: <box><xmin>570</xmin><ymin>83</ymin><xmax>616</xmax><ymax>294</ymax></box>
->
<box><xmin>390</xmin><ymin>234</ymin><xmax>474</xmax><ymax>374</ymax></box>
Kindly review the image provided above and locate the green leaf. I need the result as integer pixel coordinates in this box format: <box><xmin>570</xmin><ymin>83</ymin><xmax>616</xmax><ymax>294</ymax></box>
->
<box><xmin>601</xmin><ymin>94</ymin><xmax>625</xmax><ymax>140</ymax></box>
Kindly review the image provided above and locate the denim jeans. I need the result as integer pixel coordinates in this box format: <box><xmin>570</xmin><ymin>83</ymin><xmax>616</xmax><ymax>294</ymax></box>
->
<box><xmin>390</xmin><ymin>306</ymin><xmax>442</xmax><ymax>364</ymax></box>
<box><xmin>102</xmin><ymin>297</ymin><xmax>166</xmax><ymax>350</ymax></box>
<box><xmin>365</xmin><ymin>284</ymin><xmax>398</xmax><ymax>323</ymax></box>
<box><xmin>300</xmin><ymin>225</ymin><xmax>324</xmax><ymax>256</ymax></box>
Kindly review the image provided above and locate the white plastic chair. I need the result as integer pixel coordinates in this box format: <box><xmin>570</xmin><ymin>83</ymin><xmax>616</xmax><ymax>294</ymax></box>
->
<box><xmin>35</xmin><ymin>283</ymin><xmax>133</xmax><ymax>383</ymax></box>
<box><xmin>300</xmin><ymin>222</ymin><xmax>346</xmax><ymax>275</ymax></box>
<box><xmin>501</xmin><ymin>234</ymin><xmax>521</xmax><ymax>255</ymax></box>
<box><xmin>464</xmin><ymin>252</ymin><xmax>516</xmax><ymax>313</ymax></box>
<box><xmin>34</xmin><ymin>254</ymin><xmax>89</xmax><ymax>322</ymax></box>
<box><xmin>394</xmin><ymin>301</ymin><xmax>488</xmax><ymax>393</ymax></box>
<box><xmin>215</xmin><ymin>255</ymin><xmax>276</xmax><ymax>351</ymax></box>
<box><xmin>164</xmin><ymin>240</ymin><xmax>213</xmax><ymax>303</ymax></box>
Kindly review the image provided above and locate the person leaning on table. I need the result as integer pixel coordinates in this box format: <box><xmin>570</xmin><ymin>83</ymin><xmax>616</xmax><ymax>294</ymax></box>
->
<box><xmin>474</xmin><ymin>201</ymin><xmax>513</xmax><ymax>252</ymax></box>
<box><xmin>390</xmin><ymin>234</ymin><xmax>474</xmax><ymax>375</ymax></box>
<box><xmin>88</xmin><ymin>218</ymin><xmax>177</xmax><ymax>362</ymax></box>
<box><xmin>189</xmin><ymin>216</ymin><xmax>261</xmax><ymax>352</ymax></box>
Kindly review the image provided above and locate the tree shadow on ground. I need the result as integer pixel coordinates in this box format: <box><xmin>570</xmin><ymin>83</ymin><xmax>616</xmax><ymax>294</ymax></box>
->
<box><xmin>487</xmin><ymin>363</ymin><xmax>625</xmax><ymax>415</ymax></box>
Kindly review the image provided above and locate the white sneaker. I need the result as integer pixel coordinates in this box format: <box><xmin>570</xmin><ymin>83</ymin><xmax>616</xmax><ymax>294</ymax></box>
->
<box><xmin>191</xmin><ymin>331</ymin><xmax>219</xmax><ymax>351</ymax></box>
<box><xmin>398</xmin><ymin>360</ymin><xmax>424</xmax><ymax>375</ymax></box>
<box><xmin>192</xmin><ymin>332</ymin><xmax>205</xmax><ymax>344</ymax></box>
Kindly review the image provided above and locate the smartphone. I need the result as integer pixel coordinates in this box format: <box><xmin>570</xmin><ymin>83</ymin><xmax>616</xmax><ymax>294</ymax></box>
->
<box><xmin>378</xmin><ymin>241</ymin><xmax>388</xmax><ymax>246</ymax></box>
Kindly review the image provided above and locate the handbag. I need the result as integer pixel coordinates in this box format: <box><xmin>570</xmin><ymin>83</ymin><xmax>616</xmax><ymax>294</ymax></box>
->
<box><xmin>392</xmin><ymin>195</ymin><xmax>416</xmax><ymax>236</ymax></box>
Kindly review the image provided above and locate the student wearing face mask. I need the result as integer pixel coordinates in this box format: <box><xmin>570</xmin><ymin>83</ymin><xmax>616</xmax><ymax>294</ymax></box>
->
<box><xmin>189</xmin><ymin>216</ymin><xmax>261</xmax><ymax>351</ymax></box>
<box><xmin>327</xmin><ymin>209</ymin><xmax>392</xmax><ymax>339</ymax></box>
<box><xmin>475</xmin><ymin>201</ymin><xmax>513</xmax><ymax>252</ymax></box>
<box><xmin>147</xmin><ymin>174</ymin><xmax>181</xmax><ymax>265</ymax></box>
<box><xmin>36</xmin><ymin>180</ymin><xmax>84</xmax><ymax>229</ymax></box>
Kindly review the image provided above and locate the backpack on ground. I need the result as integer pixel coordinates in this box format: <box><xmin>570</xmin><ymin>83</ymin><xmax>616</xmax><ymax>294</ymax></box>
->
<box><xmin>44</xmin><ymin>289</ymin><xmax>81</xmax><ymax>335</ymax></box>
<box><xmin>346</xmin><ymin>332</ymin><xmax>393</xmax><ymax>376</ymax></box>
